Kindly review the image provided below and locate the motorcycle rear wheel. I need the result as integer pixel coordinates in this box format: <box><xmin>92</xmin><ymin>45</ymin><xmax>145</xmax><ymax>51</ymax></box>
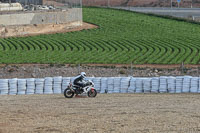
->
<box><xmin>87</xmin><ymin>89</ymin><xmax>97</xmax><ymax>97</ymax></box>
<box><xmin>64</xmin><ymin>88</ymin><xmax>75</xmax><ymax>98</ymax></box>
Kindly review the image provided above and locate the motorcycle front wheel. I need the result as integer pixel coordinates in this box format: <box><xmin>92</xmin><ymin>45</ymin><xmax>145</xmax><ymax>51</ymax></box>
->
<box><xmin>87</xmin><ymin>89</ymin><xmax>97</xmax><ymax>97</ymax></box>
<box><xmin>64</xmin><ymin>88</ymin><xmax>75</xmax><ymax>98</ymax></box>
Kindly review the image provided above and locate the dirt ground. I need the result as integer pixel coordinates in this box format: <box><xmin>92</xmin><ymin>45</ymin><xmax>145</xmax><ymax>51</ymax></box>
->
<box><xmin>0</xmin><ymin>64</ymin><xmax>200</xmax><ymax>78</ymax></box>
<box><xmin>0</xmin><ymin>94</ymin><xmax>200</xmax><ymax>133</ymax></box>
<box><xmin>0</xmin><ymin>22</ymin><xmax>97</xmax><ymax>38</ymax></box>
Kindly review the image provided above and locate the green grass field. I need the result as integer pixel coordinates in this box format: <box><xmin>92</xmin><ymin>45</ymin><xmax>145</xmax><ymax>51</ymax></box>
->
<box><xmin>0</xmin><ymin>7</ymin><xmax>200</xmax><ymax>64</ymax></box>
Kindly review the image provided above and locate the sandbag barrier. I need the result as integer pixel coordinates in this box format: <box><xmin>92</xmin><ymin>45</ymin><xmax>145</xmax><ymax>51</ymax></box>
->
<box><xmin>1</xmin><ymin>76</ymin><xmax>200</xmax><ymax>95</ymax></box>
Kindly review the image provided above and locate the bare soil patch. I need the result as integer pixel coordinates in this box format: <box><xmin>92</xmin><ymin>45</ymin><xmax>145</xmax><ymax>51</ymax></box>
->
<box><xmin>0</xmin><ymin>64</ymin><xmax>200</xmax><ymax>78</ymax></box>
<box><xmin>0</xmin><ymin>22</ymin><xmax>98</xmax><ymax>38</ymax></box>
<box><xmin>0</xmin><ymin>94</ymin><xmax>200</xmax><ymax>133</ymax></box>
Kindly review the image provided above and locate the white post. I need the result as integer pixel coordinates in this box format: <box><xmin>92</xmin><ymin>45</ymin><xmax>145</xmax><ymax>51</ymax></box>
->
<box><xmin>107</xmin><ymin>0</ymin><xmax>110</xmax><ymax>7</ymax></box>
<box><xmin>131</xmin><ymin>61</ymin><xmax>133</xmax><ymax>76</ymax></box>
<box><xmin>171</xmin><ymin>0</ymin><xmax>173</xmax><ymax>9</ymax></box>
<box><xmin>80</xmin><ymin>0</ymin><xmax>82</xmax><ymax>8</ymax></box>
<box><xmin>191</xmin><ymin>0</ymin><xmax>193</xmax><ymax>8</ymax></box>
<box><xmin>78</xmin><ymin>64</ymin><xmax>80</xmax><ymax>74</ymax></box>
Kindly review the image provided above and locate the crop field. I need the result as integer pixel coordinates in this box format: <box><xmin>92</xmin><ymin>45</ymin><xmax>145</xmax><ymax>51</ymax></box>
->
<box><xmin>0</xmin><ymin>94</ymin><xmax>200</xmax><ymax>133</ymax></box>
<box><xmin>0</xmin><ymin>7</ymin><xmax>200</xmax><ymax>64</ymax></box>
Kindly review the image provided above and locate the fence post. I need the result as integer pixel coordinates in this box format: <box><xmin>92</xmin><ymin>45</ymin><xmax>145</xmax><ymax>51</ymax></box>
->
<box><xmin>78</xmin><ymin>64</ymin><xmax>80</xmax><ymax>74</ymax></box>
<box><xmin>181</xmin><ymin>62</ymin><xmax>184</xmax><ymax>74</ymax></box>
<box><xmin>107</xmin><ymin>0</ymin><xmax>110</xmax><ymax>7</ymax></box>
<box><xmin>171</xmin><ymin>0</ymin><xmax>173</xmax><ymax>9</ymax></box>
<box><xmin>130</xmin><ymin>61</ymin><xmax>133</xmax><ymax>76</ymax></box>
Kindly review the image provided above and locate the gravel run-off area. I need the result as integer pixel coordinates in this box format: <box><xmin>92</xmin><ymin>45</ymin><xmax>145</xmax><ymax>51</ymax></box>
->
<box><xmin>0</xmin><ymin>94</ymin><xmax>200</xmax><ymax>133</ymax></box>
<box><xmin>1</xmin><ymin>64</ymin><xmax>200</xmax><ymax>78</ymax></box>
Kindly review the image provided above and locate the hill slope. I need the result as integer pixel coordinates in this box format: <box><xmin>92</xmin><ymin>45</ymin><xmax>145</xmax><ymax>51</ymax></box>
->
<box><xmin>0</xmin><ymin>7</ymin><xmax>200</xmax><ymax>64</ymax></box>
<box><xmin>83</xmin><ymin>0</ymin><xmax>200</xmax><ymax>7</ymax></box>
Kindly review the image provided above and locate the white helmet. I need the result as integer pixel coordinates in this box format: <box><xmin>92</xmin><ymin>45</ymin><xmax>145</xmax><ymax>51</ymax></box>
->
<box><xmin>81</xmin><ymin>72</ymin><xmax>86</xmax><ymax>77</ymax></box>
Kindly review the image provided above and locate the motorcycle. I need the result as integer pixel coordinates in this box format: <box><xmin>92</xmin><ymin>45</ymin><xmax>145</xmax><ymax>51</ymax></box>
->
<box><xmin>64</xmin><ymin>80</ymin><xmax>97</xmax><ymax>98</ymax></box>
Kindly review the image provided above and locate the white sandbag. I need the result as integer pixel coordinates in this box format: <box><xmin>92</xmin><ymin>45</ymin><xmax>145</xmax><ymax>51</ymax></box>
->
<box><xmin>143</xmin><ymin>78</ymin><xmax>151</xmax><ymax>93</ymax></box>
<box><xmin>17</xmin><ymin>79</ymin><xmax>26</xmax><ymax>95</ymax></box>
<box><xmin>61</xmin><ymin>77</ymin><xmax>71</xmax><ymax>93</ymax></box>
<box><xmin>135</xmin><ymin>78</ymin><xmax>143</xmax><ymax>93</ymax></box>
<box><xmin>120</xmin><ymin>77</ymin><xmax>131</xmax><ymax>93</ymax></box>
<box><xmin>35</xmin><ymin>78</ymin><xmax>44</xmax><ymax>94</ymax></box>
<box><xmin>175</xmin><ymin>76</ymin><xmax>183</xmax><ymax>93</ymax></box>
<box><xmin>128</xmin><ymin>77</ymin><xmax>136</xmax><ymax>93</ymax></box>
<box><xmin>86</xmin><ymin>77</ymin><xmax>95</xmax><ymax>82</ymax></box>
<box><xmin>26</xmin><ymin>78</ymin><xmax>35</xmax><ymax>95</ymax></box>
<box><xmin>121</xmin><ymin>77</ymin><xmax>131</xmax><ymax>93</ymax></box>
<box><xmin>93</xmin><ymin>77</ymin><xmax>101</xmax><ymax>93</ymax></box>
<box><xmin>190</xmin><ymin>77</ymin><xmax>199</xmax><ymax>93</ymax></box>
<box><xmin>151</xmin><ymin>77</ymin><xmax>159</xmax><ymax>93</ymax></box>
<box><xmin>113</xmin><ymin>77</ymin><xmax>121</xmax><ymax>93</ymax></box>
<box><xmin>44</xmin><ymin>77</ymin><xmax>53</xmax><ymax>94</ymax></box>
<box><xmin>167</xmin><ymin>77</ymin><xmax>176</xmax><ymax>93</ymax></box>
<box><xmin>53</xmin><ymin>76</ymin><xmax>62</xmax><ymax>94</ymax></box>
<box><xmin>159</xmin><ymin>76</ymin><xmax>168</xmax><ymax>93</ymax></box>
<box><xmin>198</xmin><ymin>78</ymin><xmax>200</xmax><ymax>93</ymax></box>
<box><xmin>107</xmin><ymin>77</ymin><xmax>114</xmax><ymax>93</ymax></box>
<box><xmin>0</xmin><ymin>79</ymin><xmax>9</xmax><ymax>95</ymax></box>
<box><xmin>9</xmin><ymin>78</ymin><xmax>17</xmax><ymax>95</ymax></box>
<box><xmin>182</xmin><ymin>76</ymin><xmax>192</xmax><ymax>93</ymax></box>
<box><xmin>100</xmin><ymin>77</ymin><xmax>108</xmax><ymax>93</ymax></box>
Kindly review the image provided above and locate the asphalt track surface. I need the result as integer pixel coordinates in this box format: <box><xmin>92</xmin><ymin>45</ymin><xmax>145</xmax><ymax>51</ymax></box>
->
<box><xmin>114</xmin><ymin>7</ymin><xmax>200</xmax><ymax>19</ymax></box>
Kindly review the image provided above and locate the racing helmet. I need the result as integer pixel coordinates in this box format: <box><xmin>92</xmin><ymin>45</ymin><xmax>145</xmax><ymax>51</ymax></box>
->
<box><xmin>81</xmin><ymin>72</ymin><xmax>86</xmax><ymax>77</ymax></box>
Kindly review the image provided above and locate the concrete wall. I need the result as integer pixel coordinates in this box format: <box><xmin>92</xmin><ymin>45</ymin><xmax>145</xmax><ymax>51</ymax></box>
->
<box><xmin>0</xmin><ymin>8</ymin><xmax>82</xmax><ymax>26</ymax></box>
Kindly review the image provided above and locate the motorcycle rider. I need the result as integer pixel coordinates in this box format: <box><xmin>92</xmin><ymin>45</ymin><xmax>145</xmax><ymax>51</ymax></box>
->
<box><xmin>73</xmin><ymin>72</ymin><xmax>87</xmax><ymax>90</ymax></box>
